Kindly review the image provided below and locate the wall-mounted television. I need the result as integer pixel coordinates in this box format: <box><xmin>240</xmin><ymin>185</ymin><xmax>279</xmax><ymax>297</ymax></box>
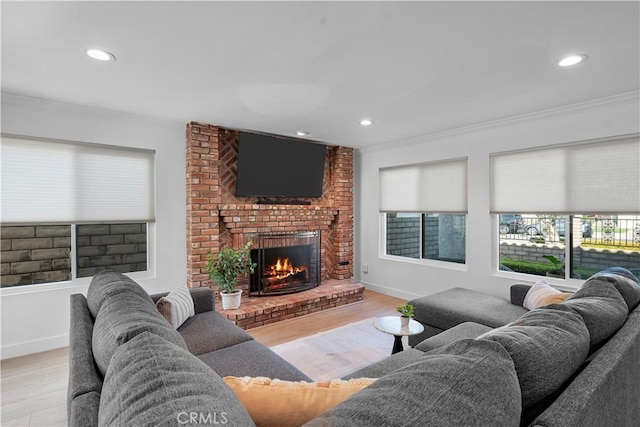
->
<box><xmin>235</xmin><ymin>131</ymin><xmax>327</xmax><ymax>198</ymax></box>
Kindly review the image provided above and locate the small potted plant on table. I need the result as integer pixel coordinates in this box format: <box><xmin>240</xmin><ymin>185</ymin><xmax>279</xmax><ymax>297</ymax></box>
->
<box><xmin>204</xmin><ymin>242</ymin><xmax>256</xmax><ymax>310</ymax></box>
<box><xmin>397</xmin><ymin>302</ymin><xmax>414</xmax><ymax>327</ymax></box>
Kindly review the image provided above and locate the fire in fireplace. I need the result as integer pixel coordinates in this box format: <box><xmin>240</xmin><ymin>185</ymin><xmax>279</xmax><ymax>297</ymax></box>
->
<box><xmin>250</xmin><ymin>231</ymin><xmax>320</xmax><ymax>296</ymax></box>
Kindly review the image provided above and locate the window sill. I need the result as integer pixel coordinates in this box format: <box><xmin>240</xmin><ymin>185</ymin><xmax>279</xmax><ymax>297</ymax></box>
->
<box><xmin>380</xmin><ymin>254</ymin><xmax>468</xmax><ymax>272</ymax></box>
<box><xmin>493</xmin><ymin>269</ymin><xmax>582</xmax><ymax>292</ymax></box>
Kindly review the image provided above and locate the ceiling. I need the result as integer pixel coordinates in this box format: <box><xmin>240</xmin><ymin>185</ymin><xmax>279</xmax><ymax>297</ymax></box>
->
<box><xmin>2</xmin><ymin>1</ymin><xmax>639</xmax><ymax>148</ymax></box>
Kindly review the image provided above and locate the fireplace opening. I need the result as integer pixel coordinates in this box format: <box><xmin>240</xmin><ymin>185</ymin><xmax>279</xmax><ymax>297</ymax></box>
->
<box><xmin>250</xmin><ymin>231</ymin><xmax>320</xmax><ymax>296</ymax></box>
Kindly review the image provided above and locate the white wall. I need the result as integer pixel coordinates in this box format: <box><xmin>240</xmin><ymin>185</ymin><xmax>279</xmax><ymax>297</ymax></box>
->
<box><xmin>355</xmin><ymin>92</ymin><xmax>640</xmax><ymax>301</ymax></box>
<box><xmin>1</xmin><ymin>94</ymin><xmax>187</xmax><ymax>358</ymax></box>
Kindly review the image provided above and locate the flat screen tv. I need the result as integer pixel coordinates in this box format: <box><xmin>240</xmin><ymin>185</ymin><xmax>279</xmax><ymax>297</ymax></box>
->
<box><xmin>235</xmin><ymin>131</ymin><xmax>327</xmax><ymax>198</ymax></box>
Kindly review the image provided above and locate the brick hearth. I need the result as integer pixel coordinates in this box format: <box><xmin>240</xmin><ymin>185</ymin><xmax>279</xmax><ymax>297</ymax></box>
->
<box><xmin>218</xmin><ymin>279</ymin><xmax>365</xmax><ymax>329</ymax></box>
<box><xmin>185</xmin><ymin>122</ymin><xmax>358</xmax><ymax>324</ymax></box>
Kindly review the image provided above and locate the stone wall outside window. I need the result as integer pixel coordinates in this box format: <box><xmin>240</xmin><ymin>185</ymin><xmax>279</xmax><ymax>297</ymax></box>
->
<box><xmin>1</xmin><ymin>223</ymin><xmax>148</xmax><ymax>287</ymax></box>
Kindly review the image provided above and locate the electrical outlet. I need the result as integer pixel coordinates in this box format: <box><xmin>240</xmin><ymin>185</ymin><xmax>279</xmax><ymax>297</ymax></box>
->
<box><xmin>363</xmin><ymin>263</ymin><xmax>368</xmax><ymax>273</ymax></box>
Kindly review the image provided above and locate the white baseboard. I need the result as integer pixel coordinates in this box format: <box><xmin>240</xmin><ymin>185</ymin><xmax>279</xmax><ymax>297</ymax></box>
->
<box><xmin>1</xmin><ymin>334</ymin><xmax>68</xmax><ymax>360</ymax></box>
<box><xmin>359</xmin><ymin>280</ymin><xmax>422</xmax><ymax>301</ymax></box>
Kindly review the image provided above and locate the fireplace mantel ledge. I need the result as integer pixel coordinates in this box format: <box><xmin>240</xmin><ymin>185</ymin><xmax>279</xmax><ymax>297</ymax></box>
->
<box><xmin>219</xmin><ymin>203</ymin><xmax>338</xmax><ymax>212</ymax></box>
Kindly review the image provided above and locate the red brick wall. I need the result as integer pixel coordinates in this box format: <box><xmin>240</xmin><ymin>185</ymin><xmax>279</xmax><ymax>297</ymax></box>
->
<box><xmin>186</xmin><ymin>123</ymin><xmax>221</xmax><ymax>288</ymax></box>
<box><xmin>186</xmin><ymin>122</ymin><xmax>354</xmax><ymax>291</ymax></box>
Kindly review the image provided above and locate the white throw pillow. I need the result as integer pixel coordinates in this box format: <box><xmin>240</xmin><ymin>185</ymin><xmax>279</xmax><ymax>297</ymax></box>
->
<box><xmin>156</xmin><ymin>284</ymin><xmax>195</xmax><ymax>328</ymax></box>
<box><xmin>523</xmin><ymin>279</ymin><xmax>563</xmax><ymax>310</ymax></box>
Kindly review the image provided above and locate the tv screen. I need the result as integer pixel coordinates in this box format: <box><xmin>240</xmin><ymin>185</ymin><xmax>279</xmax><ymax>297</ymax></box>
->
<box><xmin>235</xmin><ymin>131</ymin><xmax>327</xmax><ymax>198</ymax></box>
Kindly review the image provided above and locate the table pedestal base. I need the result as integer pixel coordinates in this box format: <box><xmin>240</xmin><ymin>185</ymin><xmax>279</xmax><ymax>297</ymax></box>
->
<box><xmin>392</xmin><ymin>335</ymin><xmax>404</xmax><ymax>354</ymax></box>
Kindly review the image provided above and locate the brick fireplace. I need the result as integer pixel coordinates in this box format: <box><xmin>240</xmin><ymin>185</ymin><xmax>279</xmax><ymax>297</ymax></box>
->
<box><xmin>185</xmin><ymin>122</ymin><xmax>359</xmax><ymax>327</ymax></box>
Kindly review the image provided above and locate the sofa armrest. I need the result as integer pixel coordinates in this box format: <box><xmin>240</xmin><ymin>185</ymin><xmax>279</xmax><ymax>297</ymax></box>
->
<box><xmin>150</xmin><ymin>287</ymin><xmax>215</xmax><ymax>314</ymax></box>
<box><xmin>510</xmin><ymin>284</ymin><xmax>532</xmax><ymax>306</ymax></box>
<box><xmin>68</xmin><ymin>294</ymin><xmax>103</xmax><ymax>426</ymax></box>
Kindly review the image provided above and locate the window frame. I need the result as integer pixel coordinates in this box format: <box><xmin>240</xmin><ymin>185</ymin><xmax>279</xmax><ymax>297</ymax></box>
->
<box><xmin>379</xmin><ymin>212</ymin><xmax>468</xmax><ymax>271</ymax></box>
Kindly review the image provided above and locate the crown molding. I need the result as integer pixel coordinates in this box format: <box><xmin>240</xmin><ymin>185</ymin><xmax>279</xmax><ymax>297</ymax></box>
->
<box><xmin>361</xmin><ymin>91</ymin><xmax>640</xmax><ymax>153</ymax></box>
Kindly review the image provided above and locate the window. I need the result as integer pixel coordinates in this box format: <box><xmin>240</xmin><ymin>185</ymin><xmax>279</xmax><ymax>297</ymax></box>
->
<box><xmin>1</xmin><ymin>223</ymin><xmax>148</xmax><ymax>287</ymax></box>
<box><xmin>380</xmin><ymin>158</ymin><xmax>467</xmax><ymax>264</ymax></box>
<box><xmin>386</xmin><ymin>213</ymin><xmax>466</xmax><ymax>263</ymax></box>
<box><xmin>492</xmin><ymin>135</ymin><xmax>640</xmax><ymax>281</ymax></box>
<box><xmin>1</xmin><ymin>135</ymin><xmax>155</xmax><ymax>287</ymax></box>
<box><xmin>498</xmin><ymin>214</ymin><xmax>639</xmax><ymax>280</ymax></box>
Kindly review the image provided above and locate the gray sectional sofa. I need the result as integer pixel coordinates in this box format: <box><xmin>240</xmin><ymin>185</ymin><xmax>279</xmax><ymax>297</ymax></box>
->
<box><xmin>68</xmin><ymin>269</ymin><xmax>640</xmax><ymax>427</ymax></box>
<box><xmin>67</xmin><ymin>271</ymin><xmax>309</xmax><ymax>426</ymax></box>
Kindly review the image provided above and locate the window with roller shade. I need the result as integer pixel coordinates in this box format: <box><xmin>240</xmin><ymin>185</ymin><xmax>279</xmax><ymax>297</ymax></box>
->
<box><xmin>1</xmin><ymin>135</ymin><xmax>154</xmax><ymax>287</ymax></box>
<box><xmin>491</xmin><ymin>135</ymin><xmax>640</xmax><ymax>280</ymax></box>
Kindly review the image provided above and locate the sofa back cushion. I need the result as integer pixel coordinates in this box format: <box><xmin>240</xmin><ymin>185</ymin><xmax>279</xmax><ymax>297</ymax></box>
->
<box><xmin>306</xmin><ymin>339</ymin><xmax>521</xmax><ymax>427</ymax></box>
<box><xmin>478</xmin><ymin>305</ymin><xmax>590</xmax><ymax>410</ymax></box>
<box><xmin>92</xmin><ymin>289</ymin><xmax>188</xmax><ymax>376</ymax></box>
<box><xmin>99</xmin><ymin>331</ymin><xmax>254</xmax><ymax>427</ymax></box>
<box><xmin>87</xmin><ymin>271</ymin><xmax>154</xmax><ymax>318</ymax></box>
<box><xmin>563</xmin><ymin>278</ymin><xmax>628</xmax><ymax>349</ymax></box>
<box><xmin>586</xmin><ymin>267</ymin><xmax>640</xmax><ymax>312</ymax></box>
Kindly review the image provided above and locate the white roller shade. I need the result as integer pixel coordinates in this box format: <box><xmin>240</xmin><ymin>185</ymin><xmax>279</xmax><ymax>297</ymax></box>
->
<box><xmin>380</xmin><ymin>158</ymin><xmax>467</xmax><ymax>213</ymax></box>
<box><xmin>491</xmin><ymin>135</ymin><xmax>640</xmax><ymax>214</ymax></box>
<box><xmin>1</xmin><ymin>136</ymin><xmax>155</xmax><ymax>223</ymax></box>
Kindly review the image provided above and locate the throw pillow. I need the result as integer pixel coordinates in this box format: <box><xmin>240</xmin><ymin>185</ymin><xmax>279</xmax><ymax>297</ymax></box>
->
<box><xmin>536</xmin><ymin>292</ymin><xmax>572</xmax><ymax>307</ymax></box>
<box><xmin>99</xmin><ymin>331</ymin><xmax>254</xmax><ymax>427</ymax></box>
<box><xmin>523</xmin><ymin>279</ymin><xmax>565</xmax><ymax>310</ymax></box>
<box><xmin>478</xmin><ymin>305</ymin><xmax>590</xmax><ymax>410</ymax></box>
<box><xmin>562</xmin><ymin>277</ymin><xmax>628</xmax><ymax>349</ymax></box>
<box><xmin>156</xmin><ymin>284</ymin><xmax>195</xmax><ymax>329</ymax></box>
<box><xmin>223</xmin><ymin>376</ymin><xmax>377</xmax><ymax>427</ymax></box>
<box><xmin>307</xmin><ymin>339</ymin><xmax>521</xmax><ymax>427</ymax></box>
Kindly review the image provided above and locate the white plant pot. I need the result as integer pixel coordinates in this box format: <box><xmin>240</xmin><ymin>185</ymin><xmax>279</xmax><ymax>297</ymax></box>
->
<box><xmin>220</xmin><ymin>289</ymin><xmax>243</xmax><ymax>310</ymax></box>
<box><xmin>400</xmin><ymin>316</ymin><xmax>410</xmax><ymax>327</ymax></box>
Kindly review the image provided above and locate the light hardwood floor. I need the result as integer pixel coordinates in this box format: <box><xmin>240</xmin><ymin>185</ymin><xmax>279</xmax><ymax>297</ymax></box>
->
<box><xmin>0</xmin><ymin>289</ymin><xmax>404</xmax><ymax>427</ymax></box>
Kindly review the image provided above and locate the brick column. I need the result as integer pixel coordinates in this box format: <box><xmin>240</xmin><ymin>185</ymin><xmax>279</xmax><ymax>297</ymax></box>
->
<box><xmin>186</xmin><ymin>122</ymin><xmax>221</xmax><ymax>288</ymax></box>
<box><xmin>328</xmin><ymin>147</ymin><xmax>354</xmax><ymax>279</ymax></box>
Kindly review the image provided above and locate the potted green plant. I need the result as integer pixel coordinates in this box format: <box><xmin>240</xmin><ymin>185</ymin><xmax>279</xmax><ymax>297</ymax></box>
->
<box><xmin>203</xmin><ymin>242</ymin><xmax>256</xmax><ymax>310</ymax></box>
<box><xmin>542</xmin><ymin>254</ymin><xmax>564</xmax><ymax>278</ymax></box>
<box><xmin>397</xmin><ymin>302</ymin><xmax>414</xmax><ymax>327</ymax></box>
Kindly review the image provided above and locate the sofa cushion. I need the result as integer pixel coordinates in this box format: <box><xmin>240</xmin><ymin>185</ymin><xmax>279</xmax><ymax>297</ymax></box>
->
<box><xmin>99</xmin><ymin>331</ymin><xmax>254</xmax><ymax>427</ymax></box>
<box><xmin>342</xmin><ymin>348</ymin><xmax>423</xmax><ymax>380</ymax></box>
<box><xmin>563</xmin><ymin>278</ymin><xmax>628</xmax><ymax>349</ymax></box>
<box><xmin>587</xmin><ymin>267</ymin><xmax>640</xmax><ymax>312</ymax></box>
<box><xmin>92</xmin><ymin>289</ymin><xmax>188</xmax><ymax>376</ymax></box>
<box><xmin>410</xmin><ymin>287</ymin><xmax>528</xmax><ymax>330</ymax></box>
<box><xmin>177</xmin><ymin>310</ymin><xmax>254</xmax><ymax>355</ymax></box>
<box><xmin>306</xmin><ymin>339</ymin><xmax>521</xmax><ymax>427</ymax></box>
<box><xmin>478</xmin><ymin>305</ymin><xmax>590</xmax><ymax>410</ymax></box>
<box><xmin>198</xmin><ymin>340</ymin><xmax>311</xmax><ymax>382</ymax></box>
<box><xmin>414</xmin><ymin>321</ymin><xmax>493</xmax><ymax>352</ymax></box>
<box><xmin>86</xmin><ymin>271</ymin><xmax>154</xmax><ymax>318</ymax></box>
<box><xmin>156</xmin><ymin>284</ymin><xmax>195</xmax><ymax>329</ymax></box>
<box><xmin>224</xmin><ymin>376</ymin><xmax>376</xmax><ymax>427</ymax></box>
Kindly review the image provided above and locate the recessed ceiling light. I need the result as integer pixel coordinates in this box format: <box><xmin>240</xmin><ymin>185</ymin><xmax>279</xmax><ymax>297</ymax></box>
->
<box><xmin>555</xmin><ymin>54</ymin><xmax>587</xmax><ymax>68</ymax></box>
<box><xmin>87</xmin><ymin>49</ymin><xmax>115</xmax><ymax>61</ymax></box>
<box><xmin>296</xmin><ymin>131</ymin><xmax>309</xmax><ymax>137</ymax></box>
<box><xmin>359</xmin><ymin>119</ymin><xmax>373</xmax><ymax>126</ymax></box>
